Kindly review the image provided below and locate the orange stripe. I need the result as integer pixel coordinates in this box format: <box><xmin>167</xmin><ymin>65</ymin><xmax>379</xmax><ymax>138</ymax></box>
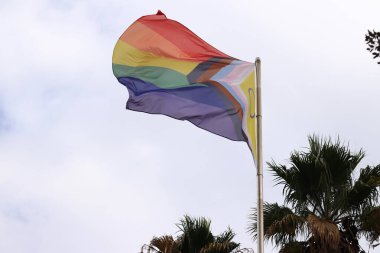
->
<box><xmin>120</xmin><ymin>21</ymin><xmax>193</xmax><ymax>60</ymax></box>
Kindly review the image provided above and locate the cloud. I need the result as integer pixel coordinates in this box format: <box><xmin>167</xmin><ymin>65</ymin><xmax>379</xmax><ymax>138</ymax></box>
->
<box><xmin>1</xmin><ymin>0</ymin><xmax>380</xmax><ymax>252</ymax></box>
<box><xmin>0</xmin><ymin>108</ymin><xmax>11</xmax><ymax>133</ymax></box>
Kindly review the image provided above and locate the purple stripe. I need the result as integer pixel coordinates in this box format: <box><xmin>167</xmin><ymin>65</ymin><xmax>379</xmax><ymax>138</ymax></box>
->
<box><xmin>127</xmin><ymin>91</ymin><xmax>244</xmax><ymax>141</ymax></box>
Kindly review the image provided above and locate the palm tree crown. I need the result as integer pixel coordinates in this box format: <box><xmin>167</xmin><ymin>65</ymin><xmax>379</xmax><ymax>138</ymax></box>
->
<box><xmin>141</xmin><ymin>215</ymin><xmax>253</xmax><ymax>253</ymax></box>
<box><xmin>248</xmin><ymin>135</ymin><xmax>380</xmax><ymax>253</ymax></box>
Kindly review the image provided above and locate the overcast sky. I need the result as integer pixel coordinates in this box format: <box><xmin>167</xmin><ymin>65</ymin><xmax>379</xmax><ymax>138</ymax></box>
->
<box><xmin>1</xmin><ymin>0</ymin><xmax>380</xmax><ymax>252</ymax></box>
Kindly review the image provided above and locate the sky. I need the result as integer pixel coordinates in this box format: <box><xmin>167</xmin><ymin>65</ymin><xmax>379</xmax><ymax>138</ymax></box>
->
<box><xmin>1</xmin><ymin>0</ymin><xmax>380</xmax><ymax>252</ymax></box>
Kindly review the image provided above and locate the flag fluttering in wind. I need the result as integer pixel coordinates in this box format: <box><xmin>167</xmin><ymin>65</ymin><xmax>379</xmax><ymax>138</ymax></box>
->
<box><xmin>112</xmin><ymin>11</ymin><xmax>257</xmax><ymax>159</ymax></box>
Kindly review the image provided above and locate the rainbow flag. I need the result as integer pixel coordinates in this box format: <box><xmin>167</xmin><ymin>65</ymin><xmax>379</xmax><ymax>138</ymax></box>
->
<box><xmin>112</xmin><ymin>11</ymin><xmax>257</xmax><ymax>159</ymax></box>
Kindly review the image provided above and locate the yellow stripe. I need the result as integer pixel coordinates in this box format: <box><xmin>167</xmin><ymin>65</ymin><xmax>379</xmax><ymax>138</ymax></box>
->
<box><xmin>240</xmin><ymin>71</ymin><xmax>257</xmax><ymax>158</ymax></box>
<box><xmin>112</xmin><ymin>40</ymin><xmax>200</xmax><ymax>75</ymax></box>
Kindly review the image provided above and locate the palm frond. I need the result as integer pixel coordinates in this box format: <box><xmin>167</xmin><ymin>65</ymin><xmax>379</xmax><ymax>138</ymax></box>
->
<box><xmin>307</xmin><ymin>214</ymin><xmax>340</xmax><ymax>251</ymax></box>
<box><xmin>267</xmin><ymin>160</ymin><xmax>311</xmax><ymax>210</ymax></box>
<box><xmin>177</xmin><ymin>215</ymin><xmax>214</xmax><ymax>253</ymax></box>
<box><xmin>263</xmin><ymin>135</ymin><xmax>380</xmax><ymax>252</ymax></box>
<box><xmin>307</xmin><ymin>135</ymin><xmax>364</xmax><ymax>187</ymax></box>
<box><xmin>359</xmin><ymin>206</ymin><xmax>380</xmax><ymax>244</ymax></box>
<box><xmin>150</xmin><ymin>235</ymin><xmax>180</xmax><ymax>253</ymax></box>
<box><xmin>269</xmin><ymin>135</ymin><xmax>365</xmax><ymax>218</ymax></box>
<box><xmin>143</xmin><ymin>215</ymin><xmax>250</xmax><ymax>253</ymax></box>
<box><xmin>248</xmin><ymin>203</ymin><xmax>307</xmax><ymax>246</ymax></box>
<box><xmin>338</xmin><ymin>218</ymin><xmax>362</xmax><ymax>253</ymax></box>
<box><xmin>199</xmin><ymin>242</ymin><xmax>238</xmax><ymax>253</ymax></box>
<box><xmin>278</xmin><ymin>241</ymin><xmax>308</xmax><ymax>253</ymax></box>
<box><xmin>348</xmin><ymin>165</ymin><xmax>380</xmax><ymax>210</ymax></box>
<box><xmin>215</xmin><ymin>227</ymin><xmax>236</xmax><ymax>244</ymax></box>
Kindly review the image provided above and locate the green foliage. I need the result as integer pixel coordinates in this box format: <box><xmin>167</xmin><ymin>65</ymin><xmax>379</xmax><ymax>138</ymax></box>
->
<box><xmin>248</xmin><ymin>135</ymin><xmax>380</xmax><ymax>253</ymax></box>
<box><xmin>141</xmin><ymin>215</ymin><xmax>252</xmax><ymax>253</ymax></box>
<box><xmin>365</xmin><ymin>30</ymin><xmax>380</xmax><ymax>64</ymax></box>
<box><xmin>177</xmin><ymin>215</ymin><xmax>214</xmax><ymax>253</ymax></box>
<box><xmin>248</xmin><ymin>203</ymin><xmax>306</xmax><ymax>245</ymax></box>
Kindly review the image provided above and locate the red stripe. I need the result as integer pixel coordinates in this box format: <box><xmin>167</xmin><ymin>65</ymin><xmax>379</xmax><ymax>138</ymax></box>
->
<box><xmin>138</xmin><ymin>14</ymin><xmax>231</xmax><ymax>61</ymax></box>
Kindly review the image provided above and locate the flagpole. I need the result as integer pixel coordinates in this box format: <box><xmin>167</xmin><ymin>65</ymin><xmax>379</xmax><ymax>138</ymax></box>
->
<box><xmin>255</xmin><ymin>57</ymin><xmax>264</xmax><ymax>253</ymax></box>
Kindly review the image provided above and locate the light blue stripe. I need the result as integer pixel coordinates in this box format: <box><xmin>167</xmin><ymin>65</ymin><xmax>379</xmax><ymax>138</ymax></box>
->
<box><xmin>210</xmin><ymin>61</ymin><xmax>246</xmax><ymax>112</ymax></box>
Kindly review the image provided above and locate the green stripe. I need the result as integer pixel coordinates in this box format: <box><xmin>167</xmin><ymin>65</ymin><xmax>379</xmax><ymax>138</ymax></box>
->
<box><xmin>113</xmin><ymin>64</ymin><xmax>205</xmax><ymax>89</ymax></box>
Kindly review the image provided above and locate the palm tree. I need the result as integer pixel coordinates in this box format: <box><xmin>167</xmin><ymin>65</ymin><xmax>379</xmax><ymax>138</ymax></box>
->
<box><xmin>248</xmin><ymin>135</ymin><xmax>380</xmax><ymax>253</ymax></box>
<box><xmin>141</xmin><ymin>215</ymin><xmax>253</xmax><ymax>253</ymax></box>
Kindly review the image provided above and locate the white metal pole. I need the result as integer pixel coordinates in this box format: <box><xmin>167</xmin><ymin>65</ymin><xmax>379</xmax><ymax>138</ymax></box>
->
<box><xmin>255</xmin><ymin>57</ymin><xmax>264</xmax><ymax>253</ymax></box>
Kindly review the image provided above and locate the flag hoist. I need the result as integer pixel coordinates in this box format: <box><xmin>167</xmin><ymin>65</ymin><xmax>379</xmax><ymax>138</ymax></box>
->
<box><xmin>112</xmin><ymin>11</ymin><xmax>264</xmax><ymax>253</ymax></box>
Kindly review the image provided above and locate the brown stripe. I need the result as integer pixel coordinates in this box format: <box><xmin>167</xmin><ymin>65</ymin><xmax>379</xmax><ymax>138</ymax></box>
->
<box><xmin>206</xmin><ymin>80</ymin><xmax>243</xmax><ymax>120</ymax></box>
<box><xmin>194</xmin><ymin>58</ymin><xmax>234</xmax><ymax>83</ymax></box>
